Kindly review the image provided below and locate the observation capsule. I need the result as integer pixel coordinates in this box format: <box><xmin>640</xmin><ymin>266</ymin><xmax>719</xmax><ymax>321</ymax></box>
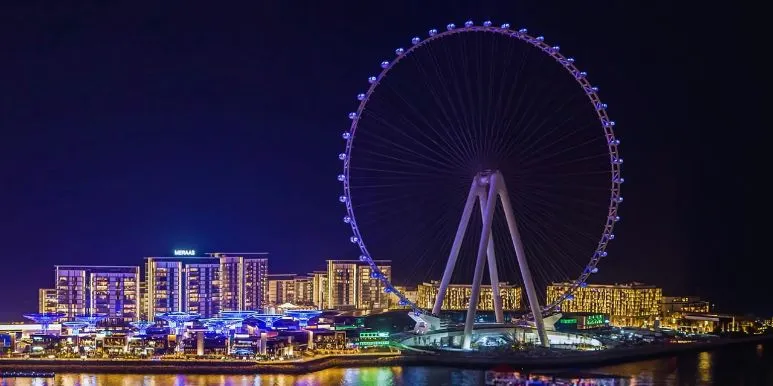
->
<box><xmin>337</xmin><ymin>174</ymin><xmax>345</xmax><ymax>182</ymax></box>
<box><xmin>339</xmin><ymin>195</ymin><xmax>347</xmax><ymax>203</ymax></box>
<box><xmin>350</xmin><ymin>236</ymin><xmax>359</xmax><ymax>243</ymax></box>
<box><xmin>483</xmin><ymin>21</ymin><xmax>493</xmax><ymax>27</ymax></box>
<box><xmin>395</xmin><ymin>47</ymin><xmax>405</xmax><ymax>55</ymax></box>
<box><xmin>357</xmin><ymin>93</ymin><xmax>366</xmax><ymax>101</ymax></box>
<box><xmin>381</xmin><ymin>60</ymin><xmax>390</xmax><ymax>68</ymax></box>
<box><xmin>411</xmin><ymin>36</ymin><xmax>421</xmax><ymax>45</ymax></box>
<box><xmin>368</xmin><ymin>76</ymin><xmax>377</xmax><ymax>84</ymax></box>
<box><xmin>501</xmin><ymin>23</ymin><xmax>510</xmax><ymax>29</ymax></box>
<box><xmin>338</xmin><ymin>153</ymin><xmax>347</xmax><ymax>160</ymax></box>
<box><xmin>464</xmin><ymin>20</ymin><xmax>473</xmax><ymax>27</ymax></box>
<box><xmin>446</xmin><ymin>23</ymin><xmax>456</xmax><ymax>30</ymax></box>
<box><xmin>343</xmin><ymin>216</ymin><xmax>351</xmax><ymax>223</ymax></box>
<box><xmin>342</xmin><ymin>132</ymin><xmax>351</xmax><ymax>140</ymax></box>
<box><xmin>429</xmin><ymin>29</ymin><xmax>438</xmax><ymax>36</ymax></box>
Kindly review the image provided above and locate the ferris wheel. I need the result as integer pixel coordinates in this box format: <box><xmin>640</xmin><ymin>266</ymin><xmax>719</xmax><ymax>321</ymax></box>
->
<box><xmin>337</xmin><ymin>20</ymin><xmax>622</xmax><ymax>347</ymax></box>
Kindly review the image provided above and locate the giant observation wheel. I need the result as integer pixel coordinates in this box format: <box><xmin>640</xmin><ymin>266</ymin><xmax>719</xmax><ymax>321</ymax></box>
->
<box><xmin>337</xmin><ymin>20</ymin><xmax>623</xmax><ymax>338</ymax></box>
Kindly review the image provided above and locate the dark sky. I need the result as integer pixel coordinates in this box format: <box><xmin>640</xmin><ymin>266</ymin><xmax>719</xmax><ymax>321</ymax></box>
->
<box><xmin>0</xmin><ymin>1</ymin><xmax>755</xmax><ymax>320</ymax></box>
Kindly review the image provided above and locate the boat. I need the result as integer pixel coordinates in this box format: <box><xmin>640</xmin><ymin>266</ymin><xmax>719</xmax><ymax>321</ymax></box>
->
<box><xmin>0</xmin><ymin>371</ymin><xmax>56</xmax><ymax>378</ymax></box>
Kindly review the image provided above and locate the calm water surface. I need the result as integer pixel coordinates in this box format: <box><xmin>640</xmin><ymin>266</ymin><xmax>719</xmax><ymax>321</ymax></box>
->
<box><xmin>2</xmin><ymin>342</ymin><xmax>771</xmax><ymax>385</ymax></box>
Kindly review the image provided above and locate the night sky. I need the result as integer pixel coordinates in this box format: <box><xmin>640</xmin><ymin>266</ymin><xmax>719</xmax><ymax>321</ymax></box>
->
<box><xmin>0</xmin><ymin>1</ymin><xmax>754</xmax><ymax>321</ymax></box>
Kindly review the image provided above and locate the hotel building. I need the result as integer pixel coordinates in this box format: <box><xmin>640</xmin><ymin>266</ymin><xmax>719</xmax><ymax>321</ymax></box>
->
<box><xmin>416</xmin><ymin>281</ymin><xmax>522</xmax><ymax>311</ymax></box>
<box><xmin>294</xmin><ymin>275</ymin><xmax>314</xmax><ymax>306</ymax></box>
<box><xmin>326</xmin><ymin>260</ymin><xmax>392</xmax><ymax>310</ymax></box>
<box><xmin>54</xmin><ymin>265</ymin><xmax>141</xmax><ymax>322</ymax></box>
<box><xmin>311</xmin><ymin>271</ymin><xmax>328</xmax><ymax>309</ymax></box>
<box><xmin>267</xmin><ymin>274</ymin><xmax>297</xmax><ymax>305</ymax></box>
<box><xmin>547</xmin><ymin>282</ymin><xmax>662</xmax><ymax>327</ymax></box>
<box><xmin>209</xmin><ymin>253</ymin><xmax>269</xmax><ymax>312</ymax></box>
<box><xmin>146</xmin><ymin>252</ymin><xmax>270</xmax><ymax>320</ymax></box>
<box><xmin>184</xmin><ymin>262</ymin><xmax>221</xmax><ymax>318</ymax></box>
<box><xmin>38</xmin><ymin>288</ymin><xmax>58</xmax><ymax>313</ymax></box>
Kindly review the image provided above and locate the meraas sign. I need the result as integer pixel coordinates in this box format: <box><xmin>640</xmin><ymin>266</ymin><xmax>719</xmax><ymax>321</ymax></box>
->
<box><xmin>174</xmin><ymin>249</ymin><xmax>196</xmax><ymax>256</ymax></box>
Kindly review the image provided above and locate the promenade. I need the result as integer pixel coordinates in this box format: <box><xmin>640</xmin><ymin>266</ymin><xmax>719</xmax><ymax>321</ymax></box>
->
<box><xmin>1</xmin><ymin>335</ymin><xmax>771</xmax><ymax>375</ymax></box>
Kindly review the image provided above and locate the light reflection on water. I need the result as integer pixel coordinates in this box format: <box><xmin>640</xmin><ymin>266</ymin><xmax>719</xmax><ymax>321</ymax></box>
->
<box><xmin>2</xmin><ymin>342</ymin><xmax>771</xmax><ymax>386</ymax></box>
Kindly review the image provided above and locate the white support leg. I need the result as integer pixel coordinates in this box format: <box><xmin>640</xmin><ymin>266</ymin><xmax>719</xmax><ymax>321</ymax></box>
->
<box><xmin>478</xmin><ymin>191</ymin><xmax>504</xmax><ymax>324</ymax></box>
<box><xmin>462</xmin><ymin>173</ymin><xmax>499</xmax><ymax>350</ymax></box>
<box><xmin>497</xmin><ymin>175</ymin><xmax>550</xmax><ymax>347</ymax></box>
<box><xmin>433</xmin><ymin>179</ymin><xmax>479</xmax><ymax>316</ymax></box>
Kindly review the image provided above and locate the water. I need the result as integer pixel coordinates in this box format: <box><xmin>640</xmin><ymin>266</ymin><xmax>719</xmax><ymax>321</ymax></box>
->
<box><xmin>2</xmin><ymin>342</ymin><xmax>771</xmax><ymax>385</ymax></box>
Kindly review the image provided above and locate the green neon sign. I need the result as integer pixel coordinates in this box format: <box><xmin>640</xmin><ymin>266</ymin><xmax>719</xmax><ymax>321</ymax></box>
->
<box><xmin>559</xmin><ymin>318</ymin><xmax>577</xmax><ymax>324</ymax></box>
<box><xmin>585</xmin><ymin>314</ymin><xmax>605</xmax><ymax>325</ymax></box>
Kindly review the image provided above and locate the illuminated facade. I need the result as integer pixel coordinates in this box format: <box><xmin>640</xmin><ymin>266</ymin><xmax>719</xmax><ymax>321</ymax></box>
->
<box><xmin>147</xmin><ymin>253</ymin><xmax>270</xmax><ymax>321</ymax></box>
<box><xmin>661</xmin><ymin>296</ymin><xmax>710</xmax><ymax>314</ymax></box>
<box><xmin>267</xmin><ymin>274</ymin><xmax>296</xmax><ymax>305</ymax></box>
<box><xmin>325</xmin><ymin>260</ymin><xmax>392</xmax><ymax>310</ymax></box>
<box><xmin>357</xmin><ymin>264</ymin><xmax>391</xmax><ymax>310</ymax></box>
<box><xmin>184</xmin><ymin>262</ymin><xmax>220</xmax><ymax>318</ymax></box>
<box><xmin>54</xmin><ymin>266</ymin><xmax>141</xmax><ymax>322</ymax></box>
<box><xmin>38</xmin><ymin>288</ymin><xmax>58</xmax><ymax>314</ymax></box>
<box><xmin>210</xmin><ymin>253</ymin><xmax>269</xmax><ymax>311</ymax></box>
<box><xmin>311</xmin><ymin>271</ymin><xmax>328</xmax><ymax>309</ymax></box>
<box><xmin>294</xmin><ymin>276</ymin><xmax>314</xmax><ymax>306</ymax></box>
<box><xmin>390</xmin><ymin>286</ymin><xmax>417</xmax><ymax>309</ymax></box>
<box><xmin>145</xmin><ymin>258</ymin><xmax>184</xmax><ymax>321</ymax></box>
<box><xmin>547</xmin><ymin>282</ymin><xmax>662</xmax><ymax>327</ymax></box>
<box><xmin>416</xmin><ymin>281</ymin><xmax>522</xmax><ymax>311</ymax></box>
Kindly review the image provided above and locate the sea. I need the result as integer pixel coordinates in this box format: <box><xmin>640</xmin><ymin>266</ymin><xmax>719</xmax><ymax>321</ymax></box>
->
<box><xmin>1</xmin><ymin>342</ymin><xmax>771</xmax><ymax>385</ymax></box>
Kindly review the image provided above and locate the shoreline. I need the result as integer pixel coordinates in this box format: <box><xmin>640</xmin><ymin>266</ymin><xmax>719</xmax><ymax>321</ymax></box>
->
<box><xmin>2</xmin><ymin>335</ymin><xmax>771</xmax><ymax>375</ymax></box>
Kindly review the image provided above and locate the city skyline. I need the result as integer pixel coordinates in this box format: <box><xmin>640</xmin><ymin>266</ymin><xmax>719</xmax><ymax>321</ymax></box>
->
<box><xmin>0</xmin><ymin>0</ymin><xmax>753</xmax><ymax>324</ymax></box>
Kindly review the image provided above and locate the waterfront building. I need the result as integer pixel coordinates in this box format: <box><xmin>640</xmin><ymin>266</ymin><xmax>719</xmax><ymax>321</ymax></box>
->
<box><xmin>38</xmin><ymin>288</ymin><xmax>58</xmax><ymax>314</ymax></box>
<box><xmin>209</xmin><ymin>252</ymin><xmax>269</xmax><ymax>312</ymax></box>
<box><xmin>267</xmin><ymin>274</ymin><xmax>296</xmax><ymax>305</ymax></box>
<box><xmin>184</xmin><ymin>262</ymin><xmax>221</xmax><ymax>318</ymax></box>
<box><xmin>547</xmin><ymin>282</ymin><xmax>662</xmax><ymax>327</ymax></box>
<box><xmin>325</xmin><ymin>260</ymin><xmax>392</xmax><ymax>310</ymax></box>
<box><xmin>145</xmin><ymin>258</ymin><xmax>185</xmax><ymax>321</ymax></box>
<box><xmin>357</xmin><ymin>263</ymin><xmax>392</xmax><ymax>310</ymax></box>
<box><xmin>139</xmin><ymin>281</ymin><xmax>148</xmax><ymax>321</ymax></box>
<box><xmin>311</xmin><ymin>271</ymin><xmax>328</xmax><ymax>309</ymax></box>
<box><xmin>294</xmin><ymin>275</ymin><xmax>314</xmax><ymax>306</ymax></box>
<box><xmin>416</xmin><ymin>281</ymin><xmax>522</xmax><ymax>311</ymax></box>
<box><xmin>661</xmin><ymin>296</ymin><xmax>711</xmax><ymax>314</ymax></box>
<box><xmin>390</xmin><ymin>286</ymin><xmax>417</xmax><ymax>309</ymax></box>
<box><xmin>147</xmin><ymin>252</ymin><xmax>270</xmax><ymax>321</ymax></box>
<box><xmin>55</xmin><ymin>265</ymin><xmax>141</xmax><ymax>322</ymax></box>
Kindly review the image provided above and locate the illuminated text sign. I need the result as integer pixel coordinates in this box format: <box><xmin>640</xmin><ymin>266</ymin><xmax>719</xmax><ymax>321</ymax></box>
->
<box><xmin>173</xmin><ymin>249</ymin><xmax>196</xmax><ymax>256</ymax></box>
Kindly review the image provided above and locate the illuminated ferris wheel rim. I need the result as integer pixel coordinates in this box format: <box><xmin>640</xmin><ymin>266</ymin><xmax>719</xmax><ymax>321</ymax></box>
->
<box><xmin>337</xmin><ymin>20</ymin><xmax>624</xmax><ymax>317</ymax></box>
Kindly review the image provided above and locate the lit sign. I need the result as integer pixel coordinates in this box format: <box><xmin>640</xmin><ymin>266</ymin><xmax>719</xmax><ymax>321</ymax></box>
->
<box><xmin>173</xmin><ymin>249</ymin><xmax>196</xmax><ymax>256</ymax></box>
<box><xmin>585</xmin><ymin>314</ymin><xmax>606</xmax><ymax>326</ymax></box>
<box><xmin>559</xmin><ymin>318</ymin><xmax>577</xmax><ymax>324</ymax></box>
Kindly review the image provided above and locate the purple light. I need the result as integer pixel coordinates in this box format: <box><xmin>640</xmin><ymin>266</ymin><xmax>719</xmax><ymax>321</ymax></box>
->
<box><xmin>338</xmin><ymin>153</ymin><xmax>346</xmax><ymax>161</ymax></box>
<box><xmin>446</xmin><ymin>23</ymin><xmax>456</xmax><ymax>30</ymax></box>
<box><xmin>342</xmin><ymin>132</ymin><xmax>350</xmax><ymax>140</ymax></box>
<box><xmin>359</xmin><ymin>255</ymin><xmax>368</xmax><ymax>262</ymax></box>
<box><xmin>411</xmin><ymin>37</ymin><xmax>420</xmax><ymax>45</ymax></box>
<box><xmin>348</xmin><ymin>112</ymin><xmax>357</xmax><ymax>119</ymax></box>
<box><xmin>350</xmin><ymin>236</ymin><xmax>359</xmax><ymax>243</ymax></box>
<box><xmin>429</xmin><ymin>29</ymin><xmax>438</xmax><ymax>36</ymax></box>
<box><xmin>337</xmin><ymin>174</ymin><xmax>345</xmax><ymax>182</ymax></box>
<box><xmin>367</xmin><ymin>76</ymin><xmax>377</xmax><ymax>84</ymax></box>
<box><xmin>483</xmin><ymin>21</ymin><xmax>493</xmax><ymax>27</ymax></box>
<box><xmin>381</xmin><ymin>60</ymin><xmax>390</xmax><ymax>68</ymax></box>
<box><xmin>343</xmin><ymin>216</ymin><xmax>351</xmax><ymax>223</ymax></box>
<box><xmin>464</xmin><ymin>20</ymin><xmax>473</xmax><ymax>27</ymax></box>
<box><xmin>395</xmin><ymin>48</ymin><xmax>405</xmax><ymax>55</ymax></box>
<box><xmin>536</xmin><ymin>36</ymin><xmax>545</xmax><ymax>41</ymax></box>
<box><xmin>339</xmin><ymin>195</ymin><xmax>347</xmax><ymax>203</ymax></box>
<box><xmin>357</xmin><ymin>93</ymin><xmax>365</xmax><ymax>101</ymax></box>
<box><xmin>518</xmin><ymin>28</ymin><xmax>527</xmax><ymax>33</ymax></box>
